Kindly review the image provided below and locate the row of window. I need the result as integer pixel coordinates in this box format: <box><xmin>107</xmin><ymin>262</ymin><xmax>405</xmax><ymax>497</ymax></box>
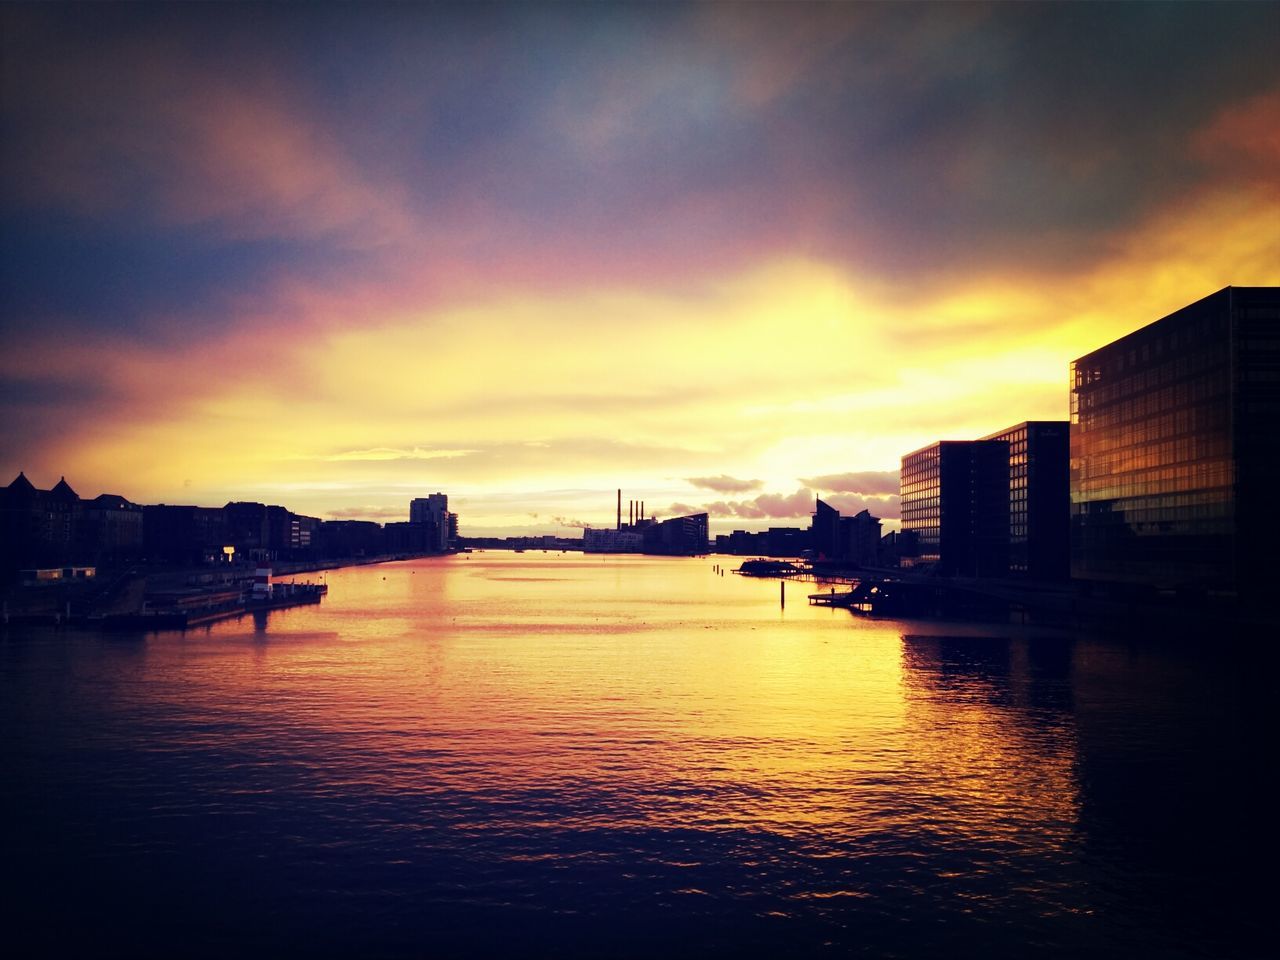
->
<box><xmin>1076</xmin><ymin>376</ymin><xmax>1230</xmax><ymax>423</ymax></box>
<box><xmin>1074</xmin><ymin>341</ymin><xmax>1228</xmax><ymax>393</ymax></box>
<box><xmin>1074</xmin><ymin>440</ymin><xmax>1229</xmax><ymax>478</ymax></box>
<box><xmin>1072</xmin><ymin>464</ymin><xmax>1232</xmax><ymax>500</ymax></box>
<box><xmin>1090</xmin><ymin>383</ymin><xmax>1229</xmax><ymax>422</ymax></box>
<box><xmin>1073</xmin><ymin>314</ymin><xmax>1230</xmax><ymax>385</ymax></box>
<box><xmin>1072</xmin><ymin>408</ymin><xmax>1230</xmax><ymax>452</ymax></box>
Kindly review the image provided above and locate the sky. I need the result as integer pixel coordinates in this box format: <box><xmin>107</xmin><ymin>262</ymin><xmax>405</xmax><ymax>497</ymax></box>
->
<box><xmin>2</xmin><ymin>1</ymin><xmax>1278</xmax><ymax>537</ymax></box>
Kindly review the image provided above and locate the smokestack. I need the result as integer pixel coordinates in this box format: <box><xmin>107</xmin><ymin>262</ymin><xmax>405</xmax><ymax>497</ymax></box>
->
<box><xmin>630</xmin><ymin>501</ymin><xmax>634</xmax><ymax>526</ymax></box>
<box><xmin>641</xmin><ymin>501</ymin><xmax>645</xmax><ymax>522</ymax></box>
<box><xmin>617</xmin><ymin>489</ymin><xmax>621</xmax><ymax>531</ymax></box>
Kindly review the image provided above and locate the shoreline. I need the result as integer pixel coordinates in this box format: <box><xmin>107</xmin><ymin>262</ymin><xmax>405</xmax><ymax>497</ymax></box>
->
<box><xmin>1</xmin><ymin>552</ymin><xmax>456</xmax><ymax>625</ymax></box>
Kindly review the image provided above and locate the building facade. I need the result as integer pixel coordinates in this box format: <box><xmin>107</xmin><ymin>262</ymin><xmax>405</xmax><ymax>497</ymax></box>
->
<box><xmin>143</xmin><ymin>505</ymin><xmax>231</xmax><ymax>565</ymax></box>
<box><xmin>80</xmin><ymin>494</ymin><xmax>144</xmax><ymax>561</ymax></box>
<box><xmin>410</xmin><ymin>494</ymin><xmax>450</xmax><ymax>551</ymax></box>
<box><xmin>810</xmin><ymin>498</ymin><xmax>841</xmax><ymax>560</ymax></box>
<box><xmin>583</xmin><ymin>512</ymin><xmax>708</xmax><ymax>555</ymax></box>
<box><xmin>981</xmin><ymin>421</ymin><xmax>1069</xmax><ymax>580</ymax></box>
<box><xmin>583</xmin><ymin>528</ymin><xmax>645</xmax><ymax>553</ymax></box>
<box><xmin>900</xmin><ymin>440</ymin><xmax>1009</xmax><ymax>577</ymax></box>
<box><xmin>1</xmin><ymin>473</ymin><xmax>83</xmax><ymax>574</ymax></box>
<box><xmin>810</xmin><ymin>499</ymin><xmax>883</xmax><ymax>565</ymax></box>
<box><xmin>715</xmin><ymin>527</ymin><xmax>810</xmax><ymax>557</ymax></box>
<box><xmin>842</xmin><ymin>509</ymin><xmax>882</xmax><ymax>566</ymax></box>
<box><xmin>645</xmin><ymin>512</ymin><xmax>709</xmax><ymax>555</ymax></box>
<box><xmin>1070</xmin><ymin>286</ymin><xmax>1280</xmax><ymax>598</ymax></box>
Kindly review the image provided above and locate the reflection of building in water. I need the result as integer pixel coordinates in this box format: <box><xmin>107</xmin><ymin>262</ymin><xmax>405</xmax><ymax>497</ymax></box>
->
<box><xmin>897</xmin><ymin>633</ymin><xmax>1079</xmax><ymax>851</ymax></box>
<box><xmin>904</xmin><ymin>630</ymin><xmax>1267</xmax><ymax>952</ymax></box>
<box><xmin>1070</xmin><ymin>286</ymin><xmax>1280</xmax><ymax>599</ymax></box>
<box><xmin>1068</xmin><ymin>638</ymin><xmax>1267</xmax><ymax>950</ymax></box>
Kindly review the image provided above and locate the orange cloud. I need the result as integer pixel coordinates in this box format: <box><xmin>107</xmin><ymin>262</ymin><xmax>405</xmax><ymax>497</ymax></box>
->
<box><xmin>1193</xmin><ymin>85</ymin><xmax>1280</xmax><ymax>180</ymax></box>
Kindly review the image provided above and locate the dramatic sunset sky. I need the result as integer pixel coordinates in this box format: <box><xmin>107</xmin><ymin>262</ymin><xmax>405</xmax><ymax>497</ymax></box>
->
<box><xmin>2</xmin><ymin>2</ymin><xmax>1278</xmax><ymax>536</ymax></box>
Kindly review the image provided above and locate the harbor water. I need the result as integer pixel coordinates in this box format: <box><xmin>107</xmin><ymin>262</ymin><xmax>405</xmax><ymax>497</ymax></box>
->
<box><xmin>1</xmin><ymin>554</ymin><xmax>1266</xmax><ymax>957</ymax></box>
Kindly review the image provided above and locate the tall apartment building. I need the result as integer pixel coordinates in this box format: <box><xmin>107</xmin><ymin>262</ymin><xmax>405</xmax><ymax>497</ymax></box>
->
<box><xmin>1070</xmin><ymin>286</ymin><xmax>1280</xmax><ymax>598</ymax></box>
<box><xmin>409</xmin><ymin>493</ymin><xmax>450</xmax><ymax>551</ymax></box>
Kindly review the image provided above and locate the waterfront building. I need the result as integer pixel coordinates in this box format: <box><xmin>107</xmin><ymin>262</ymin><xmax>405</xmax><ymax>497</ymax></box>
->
<box><xmin>410</xmin><ymin>494</ymin><xmax>450</xmax><ymax>551</ymax></box>
<box><xmin>221</xmin><ymin>502</ymin><xmax>318</xmax><ymax>560</ymax></box>
<box><xmin>765</xmin><ymin>527</ymin><xmax>810</xmax><ymax>556</ymax></box>
<box><xmin>842</xmin><ymin>509</ymin><xmax>882</xmax><ymax>566</ymax></box>
<box><xmin>810</xmin><ymin>498</ymin><xmax>841</xmax><ymax>560</ymax></box>
<box><xmin>318</xmin><ymin>520</ymin><xmax>384</xmax><ymax>558</ymax></box>
<box><xmin>384</xmin><ymin>521</ymin><xmax>441</xmax><ymax>554</ymax></box>
<box><xmin>583</xmin><ymin>510</ymin><xmax>708</xmax><ymax>555</ymax></box>
<box><xmin>1070</xmin><ymin>286</ymin><xmax>1280</xmax><ymax>598</ymax></box>
<box><xmin>721</xmin><ymin>526</ymin><xmax>814</xmax><ymax>557</ymax></box>
<box><xmin>1</xmin><ymin>473</ymin><xmax>83</xmax><ymax>573</ymax></box>
<box><xmin>272</xmin><ymin>508</ymin><xmax>319</xmax><ymax>556</ymax></box>
<box><xmin>981</xmin><ymin>421</ymin><xmax>1069</xmax><ymax>580</ymax></box>
<box><xmin>583</xmin><ymin>527</ymin><xmax>645</xmax><ymax>553</ymax></box>
<box><xmin>80</xmin><ymin>494</ymin><xmax>144</xmax><ymax>561</ymax></box>
<box><xmin>899</xmin><ymin>441</ymin><xmax>1009</xmax><ymax>577</ymax></box>
<box><xmin>223</xmin><ymin>501</ymin><xmax>271</xmax><ymax>556</ymax></box>
<box><xmin>644</xmin><ymin>512</ymin><xmax>710</xmax><ymax>555</ymax></box>
<box><xmin>810</xmin><ymin>498</ymin><xmax>883</xmax><ymax>565</ymax></box>
<box><xmin>143</xmin><ymin>504</ymin><xmax>231</xmax><ymax>565</ymax></box>
<box><xmin>878</xmin><ymin>529</ymin><xmax>917</xmax><ymax>568</ymax></box>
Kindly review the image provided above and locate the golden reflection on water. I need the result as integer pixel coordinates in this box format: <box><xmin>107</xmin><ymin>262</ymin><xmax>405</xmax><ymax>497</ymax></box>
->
<box><xmin>134</xmin><ymin>554</ymin><xmax>1079</xmax><ymax>853</ymax></box>
<box><xmin>8</xmin><ymin>553</ymin><xmax>1261</xmax><ymax>958</ymax></box>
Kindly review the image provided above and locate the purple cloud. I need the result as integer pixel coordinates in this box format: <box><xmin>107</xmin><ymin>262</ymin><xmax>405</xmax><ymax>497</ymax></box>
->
<box><xmin>680</xmin><ymin>487</ymin><xmax>817</xmax><ymax>520</ymax></box>
<box><xmin>685</xmin><ymin>474</ymin><xmax>764</xmax><ymax>493</ymax></box>
<box><xmin>801</xmin><ymin>470</ymin><xmax>899</xmax><ymax>496</ymax></box>
<box><xmin>825</xmin><ymin>493</ymin><xmax>900</xmax><ymax>521</ymax></box>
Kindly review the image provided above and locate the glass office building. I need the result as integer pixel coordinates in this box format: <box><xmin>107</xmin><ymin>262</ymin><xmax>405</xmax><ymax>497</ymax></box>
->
<box><xmin>1070</xmin><ymin>286</ymin><xmax>1280</xmax><ymax>598</ymax></box>
<box><xmin>900</xmin><ymin>440</ymin><xmax>1009</xmax><ymax>577</ymax></box>
<box><xmin>981</xmin><ymin>421</ymin><xmax>1069</xmax><ymax>580</ymax></box>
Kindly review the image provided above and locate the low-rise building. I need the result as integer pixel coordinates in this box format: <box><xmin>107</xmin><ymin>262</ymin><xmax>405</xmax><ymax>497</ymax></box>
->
<box><xmin>981</xmin><ymin>421</ymin><xmax>1069</xmax><ymax>580</ymax></box>
<box><xmin>900</xmin><ymin>441</ymin><xmax>1009</xmax><ymax>577</ymax></box>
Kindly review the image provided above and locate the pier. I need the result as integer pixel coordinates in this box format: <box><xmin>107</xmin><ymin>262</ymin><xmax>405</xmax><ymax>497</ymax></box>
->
<box><xmin>96</xmin><ymin>580</ymin><xmax>328</xmax><ymax>630</ymax></box>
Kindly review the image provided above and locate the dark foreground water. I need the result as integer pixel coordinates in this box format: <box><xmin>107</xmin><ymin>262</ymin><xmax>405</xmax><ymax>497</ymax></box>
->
<box><xmin>1</xmin><ymin>554</ymin><xmax>1268</xmax><ymax>958</ymax></box>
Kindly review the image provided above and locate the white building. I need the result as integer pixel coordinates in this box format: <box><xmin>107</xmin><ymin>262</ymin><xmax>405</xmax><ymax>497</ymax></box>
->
<box><xmin>582</xmin><ymin>528</ymin><xmax>645</xmax><ymax>553</ymax></box>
